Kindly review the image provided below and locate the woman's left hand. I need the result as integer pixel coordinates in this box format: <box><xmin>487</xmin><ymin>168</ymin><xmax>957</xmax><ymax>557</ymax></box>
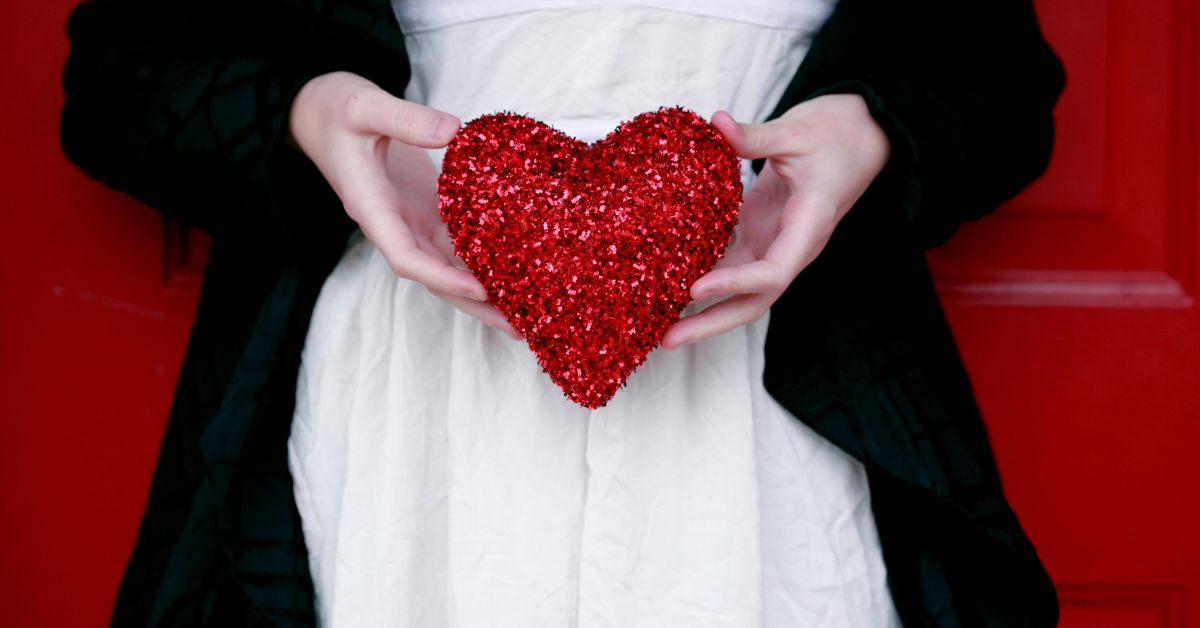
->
<box><xmin>661</xmin><ymin>94</ymin><xmax>892</xmax><ymax>349</ymax></box>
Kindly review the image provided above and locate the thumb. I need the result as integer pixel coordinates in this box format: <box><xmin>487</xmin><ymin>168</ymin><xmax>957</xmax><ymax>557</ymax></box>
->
<box><xmin>348</xmin><ymin>87</ymin><xmax>460</xmax><ymax>148</ymax></box>
<box><xmin>711</xmin><ymin>110</ymin><xmax>785</xmax><ymax>159</ymax></box>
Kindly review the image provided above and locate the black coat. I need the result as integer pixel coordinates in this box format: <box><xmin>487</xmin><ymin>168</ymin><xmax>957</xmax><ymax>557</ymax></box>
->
<box><xmin>60</xmin><ymin>0</ymin><xmax>1067</xmax><ymax>625</ymax></box>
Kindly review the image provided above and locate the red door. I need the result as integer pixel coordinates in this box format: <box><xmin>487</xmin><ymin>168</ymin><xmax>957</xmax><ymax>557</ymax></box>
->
<box><xmin>926</xmin><ymin>0</ymin><xmax>1200</xmax><ymax>625</ymax></box>
<box><xmin>1</xmin><ymin>2</ymin><xmax>209</xmax><ymax>625</ymax></box>
<box><xmin>1</xmin><ymin>1</ymin><xmax>1196</xmax><ymax>626</ymax></box>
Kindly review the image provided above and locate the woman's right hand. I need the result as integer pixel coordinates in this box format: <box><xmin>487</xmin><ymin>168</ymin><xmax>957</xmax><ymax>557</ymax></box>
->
<box><xmin>288</xmin><ymin>71</ymin><xmax>520</xmax><ymax>339</ymax></box>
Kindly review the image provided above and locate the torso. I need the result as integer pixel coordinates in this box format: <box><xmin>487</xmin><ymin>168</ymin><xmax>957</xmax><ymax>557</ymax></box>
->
<box><xmin>287</xmin><ymin>2</ymin><xmax>901</xmax><ymax>625</ymax></box>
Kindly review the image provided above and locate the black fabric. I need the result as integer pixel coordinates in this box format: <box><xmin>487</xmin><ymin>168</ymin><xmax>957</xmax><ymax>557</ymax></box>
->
<box><xmin>59</xmin><ymin>0</ymin><xmax>1066</xmax><ymax>626</ymax></box>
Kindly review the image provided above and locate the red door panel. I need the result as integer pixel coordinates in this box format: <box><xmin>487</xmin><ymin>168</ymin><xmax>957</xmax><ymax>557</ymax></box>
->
<box><xmin>0</xmin><ymin>2</ymin><xmax>208</xmax><ymax>625</ymax></box>
<box><xmin>927</xmin><ymin>0</ymin><xmax>1200</xmax><ymax>625</ymax></box>
<box><xmin>1</xmin><ymin>0</ymin><xmax>1195</xmax><ymax>626</ymax></box>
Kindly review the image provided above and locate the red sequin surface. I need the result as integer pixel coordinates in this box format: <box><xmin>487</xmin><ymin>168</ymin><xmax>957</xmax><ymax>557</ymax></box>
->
<box><xmin>439</xmin><ymin>107</ymin><xmax>742</xmax><ymax>408</ymax></box>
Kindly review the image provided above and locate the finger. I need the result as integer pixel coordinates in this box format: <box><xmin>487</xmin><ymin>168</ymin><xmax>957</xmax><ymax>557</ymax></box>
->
<box><xmin>694</xmin><ymin>189</ymin><xmax>834</xmax><ymax>303</ymax></box>
<box><xmin>413</xmin><ymin>230</ymin><xmax>473</xmax><ymax>277</ymax></box>
<box><xmin>403</xmin><ymin>223</ymin><xmax>487</xmax><ymax>300</ymax></box>
<box><xmin>661</xmin><ymin>294</ymin><xmax>772</xmax><ymax>350</ymax></box>
<box><xmin>711</xmin><ymin>240</ymin><xmax>757</xmax><ymax>270</ymax></box>
<box><xmin>419</xmin><ymin>234</ymin><xmax>519</xmax><ymax>339</ymax></box>
<box><xmin>711</xmin><ymin>110</ymin><xmax>795</xmax><ymax>160</ymax></box>
<box><xmin>347</xmin><ymin>88</ymin><xmax>460</xmax><ymax>147</ymax></box>
<box><xmin>388</xmin><ymin>231</ymin><xmax>486</xmax><ymax>301</ymax></box>
<box><xmin>690</xmin><ymin>259</ymin><xmax>790</xmax><ymax>301</ymax></box>
<box><xmin>712</xmin><ymin>165</ymin><xmax>787</xmax><ymax>269</ymax></box>
<box><xmin>430</xmin><ymin>287</ymin><xmax>524</xmax><ymax>340</ymax></box>
<box><xmin>349</xmin><ymin>184</ymin><xmax>488</xmax><ymax>301</ymax></box>
<box><xmin>762</xmin><ymin>192</ymin><xmax>837</xmax><ymax>272</ymax></box>
<box><xmin>743</xmin><ymin>159</ymin><xmax>790</xmax><ymax>210</ymax></box>
<box><xmin>429</xmin><ymin>226</ymin><xmax>469</xmax><ymax>269</ymax></box>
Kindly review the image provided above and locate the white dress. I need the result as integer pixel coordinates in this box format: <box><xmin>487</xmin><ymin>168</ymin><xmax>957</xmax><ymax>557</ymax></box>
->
<box><xmin>287</xmin><ymin>1</ymin><xmax>902</xmax><ymax>626</ymax></box>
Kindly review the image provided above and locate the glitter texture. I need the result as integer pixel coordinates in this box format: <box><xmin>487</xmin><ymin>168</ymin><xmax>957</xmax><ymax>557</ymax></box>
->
<box><xmin>439</xmin><ymin>107</ymin><xmax>742</xmax><ymax>408</ymax></box>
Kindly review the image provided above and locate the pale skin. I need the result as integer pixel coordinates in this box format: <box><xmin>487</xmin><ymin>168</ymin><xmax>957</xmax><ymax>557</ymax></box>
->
<box><xmin>287</xmin><ymin>71</ymin><xmax>890</xmax><ymax>347</ymax></box>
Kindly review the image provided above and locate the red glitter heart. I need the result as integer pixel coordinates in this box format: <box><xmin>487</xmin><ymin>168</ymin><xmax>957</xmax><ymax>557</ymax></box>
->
<box><xmin>439</xmin><ymin>107</ymin><xmax>742</xmax><ymax>408</ymax></box>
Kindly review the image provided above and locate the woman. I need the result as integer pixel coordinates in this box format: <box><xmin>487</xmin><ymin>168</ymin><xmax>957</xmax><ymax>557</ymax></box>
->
<box><xmin>60</xmin><ymin>0</ymin><xmax>1065</xmax><ymax>626</ymax></box>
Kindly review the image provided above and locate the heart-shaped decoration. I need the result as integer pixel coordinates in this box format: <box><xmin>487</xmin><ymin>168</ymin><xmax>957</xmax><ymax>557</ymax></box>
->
<box><xmin>439</xmin><ymin>107</ymin><xmax>742</xmax><ymax>408</ymax></box>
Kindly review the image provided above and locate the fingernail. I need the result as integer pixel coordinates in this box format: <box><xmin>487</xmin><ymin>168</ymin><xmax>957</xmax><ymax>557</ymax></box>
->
<box><xmin>460</xmin><ymin>283</ymin><xmax>480</xmax><ymax>300</ymax></box>
<box><xmin>431</xmin><ymin>115</ymin><xmax>458</xmax><ymax>142</ymax></box>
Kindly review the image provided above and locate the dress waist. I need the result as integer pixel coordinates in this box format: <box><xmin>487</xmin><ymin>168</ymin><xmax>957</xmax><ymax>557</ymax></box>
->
<box><xmin>397</xmin><ymin>4</ymin><xmax>832</xmax><ymax>180</ymax></box>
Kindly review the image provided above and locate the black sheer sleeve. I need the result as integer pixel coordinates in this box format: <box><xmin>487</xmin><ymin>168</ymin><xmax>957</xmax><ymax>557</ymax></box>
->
<box><xmin>59</xmin><ymin>0</ymin><xmax>411</xmax><ymax>250</ymax></box>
